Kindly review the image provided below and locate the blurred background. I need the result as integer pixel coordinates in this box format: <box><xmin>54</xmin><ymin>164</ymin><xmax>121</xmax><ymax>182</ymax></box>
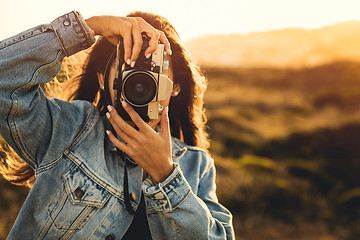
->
<box><xmin>2</xmin><ymin>0</ymin><xmax>360</xmax><ymax>239</ymax></box>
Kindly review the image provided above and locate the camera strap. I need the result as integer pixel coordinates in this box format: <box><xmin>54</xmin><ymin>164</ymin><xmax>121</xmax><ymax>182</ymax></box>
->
<box><xmin>123</xmin><ymin>156</ymin><xmax>137</xmax><ymax>215</ymax></box>
<box><xmin>103</xmin><ymin>41</ymin><xmax>138</xmax><ymax>215</ymax></box>
<box><xmin>114</xmin><ymin>149</ymin><xmax>136</xmax><ymax>215</ymax></box>
<box><xmin>102</xmin><ymin>39</ymin><xmax>151</xmax><ymax>216</ymax></box>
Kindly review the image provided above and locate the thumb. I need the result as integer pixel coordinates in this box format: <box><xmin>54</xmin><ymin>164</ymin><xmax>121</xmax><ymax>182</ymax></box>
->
<box><xmin>160</xmin><ymin>107</ymin><xmax>170</xmax><ymax>139</ymax></box>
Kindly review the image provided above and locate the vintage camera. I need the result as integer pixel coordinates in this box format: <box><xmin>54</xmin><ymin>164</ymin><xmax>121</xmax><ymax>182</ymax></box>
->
<box><xmin>113</xmin><ymin>35</ymin><xmax>173</xmax><ymax>122</ymax></box>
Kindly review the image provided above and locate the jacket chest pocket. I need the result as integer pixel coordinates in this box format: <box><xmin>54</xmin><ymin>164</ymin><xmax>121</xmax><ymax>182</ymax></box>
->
<box><xmin>47</xmin><ymin>166</ymin><xmax>111</xmax><ymax>231</ymax></box>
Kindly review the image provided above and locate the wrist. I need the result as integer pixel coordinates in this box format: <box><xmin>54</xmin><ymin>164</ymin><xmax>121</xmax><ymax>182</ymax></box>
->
<box><xmin>151</xmin><ymin>161</ymin><xmax>174</xmax><ymax>184</ymax></box>
<box><xmin>85</xmin><ymin>16</ymin><xmax>100</xmax><ymax>35</ymax></box>
<box><xmin>142</xmin><ymin>163</ymin><xmax>191</xmax><ymax>213</ymax></box>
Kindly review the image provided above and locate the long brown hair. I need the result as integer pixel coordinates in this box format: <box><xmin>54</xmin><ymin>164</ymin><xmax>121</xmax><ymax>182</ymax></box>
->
<box><xmin>0</xmin><ymin>11</ymin><xmax>209</xmax><ymax>187</ymax></box>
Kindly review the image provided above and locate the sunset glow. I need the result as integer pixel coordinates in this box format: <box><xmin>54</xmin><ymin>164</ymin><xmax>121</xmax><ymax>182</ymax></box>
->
<box><xmin>1</xmin><ymin>0</ymin><xmax>360</xmax><ymax>41</ymax></box>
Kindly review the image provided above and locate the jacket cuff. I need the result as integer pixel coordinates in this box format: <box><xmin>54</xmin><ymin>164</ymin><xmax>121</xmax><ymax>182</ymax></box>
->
<box><xmin>142</xmin><ymin>163</ymin><xmax>191</xmax><ymax>213</ymax></box>
<box><xmin>51</xmin><ymin>11</ymin><xmax>95</xmax><ymax>56</ymax></box>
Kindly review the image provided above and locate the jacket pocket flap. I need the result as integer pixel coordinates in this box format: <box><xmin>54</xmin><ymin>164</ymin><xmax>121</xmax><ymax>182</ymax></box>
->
<box><xmin>63</xmin><ymin>166</ymin><xmax>110</xmax><ymax>208</ymax></box>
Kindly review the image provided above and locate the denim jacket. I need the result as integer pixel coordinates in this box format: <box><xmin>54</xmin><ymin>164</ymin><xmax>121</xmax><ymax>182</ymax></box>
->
<box><xmin>0</xmin><ymin>11</ymin><xmax>235</xmax><ymax>240</ymax></box>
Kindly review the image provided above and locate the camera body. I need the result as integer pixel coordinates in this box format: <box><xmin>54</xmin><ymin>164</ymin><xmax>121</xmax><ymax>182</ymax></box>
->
<box><xmin>113</xmin><ymin>36</ymin><xmax>173</xmax><ymax>122</ymax></box>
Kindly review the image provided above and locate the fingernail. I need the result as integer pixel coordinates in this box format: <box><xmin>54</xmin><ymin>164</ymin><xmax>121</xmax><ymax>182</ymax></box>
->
<box><xmin>169</xmin><ymin>49</ymin><xmax>172</xmax><ymax>55</ymax></box>
<box><xmin>122</xmin><ymin>101</ymin><xmax>128</xmax><ymax>107</ymax></box>
<box><xmin>106</xmin><ymin>112</ymin><xmax>110</xmax><ymax>119</ymax></box>
<box><xmin>106</xmin><ymin>130</ymin><xmax>111</xmax><ymax>136</ymax></box>
<box><xmin>146</xmin><ymin>53</ymin><xmax>151</xmax><ymax>59</ymax></box>
<box><xmin>127</xmin><ymin>59</ymin><xmax>131</xmax><ymax>65</ymax></box>
<box><xmin>131</xmin><ymin>61</ymin><xmax>136</xmax><ymax>68</ymax></box>
<box><xmin>107</xmin><ymin>105</ymin><xmax>112</xmax><ymax>112</ymax></box>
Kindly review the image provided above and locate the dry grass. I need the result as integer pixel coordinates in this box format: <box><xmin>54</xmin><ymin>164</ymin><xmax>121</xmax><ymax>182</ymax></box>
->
<box><xmin>204</xmin><ymin>62</ymin><xmax>360</xmax><ymax>239</ymax></box>
<box><xmin>2</xmin><ymin>61</ymin><xmax>360</xmax><ymax>239</ymax></box>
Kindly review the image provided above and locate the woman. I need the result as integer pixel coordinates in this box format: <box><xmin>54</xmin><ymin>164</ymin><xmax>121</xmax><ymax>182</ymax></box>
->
<box><xmin>0</xmin><ymin>10</ymin><xmax>235</xmax><ymax>239</ymax></box>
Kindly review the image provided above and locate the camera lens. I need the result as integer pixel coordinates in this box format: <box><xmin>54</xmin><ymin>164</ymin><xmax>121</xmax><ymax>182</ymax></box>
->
<box><xmin>123</xmin><ymin>71</ymin><xmax>157</xmax><ymax>106</ymax></box>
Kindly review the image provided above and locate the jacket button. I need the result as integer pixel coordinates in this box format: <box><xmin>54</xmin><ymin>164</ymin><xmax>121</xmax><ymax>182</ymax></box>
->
<box><xmin>131</xmin><ymin>192</ymin><xmax>137</xmax><ymax>201</ymax></box>
<box><xmin>105</xmin><ymin>234</ymin><xmax>115</xmax><ymax>240</ymax></box>
<box><xmin>74</xmin><ymin>187</ymin><xmax>85</xmax><ymax>199</ymax></box>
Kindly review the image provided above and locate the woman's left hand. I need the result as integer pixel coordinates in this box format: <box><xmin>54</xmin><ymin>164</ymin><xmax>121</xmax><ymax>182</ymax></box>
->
<box><xmin>106</xmin><ymin>102</ymin><xmax>174</xmax><ymax>184</ymax></box>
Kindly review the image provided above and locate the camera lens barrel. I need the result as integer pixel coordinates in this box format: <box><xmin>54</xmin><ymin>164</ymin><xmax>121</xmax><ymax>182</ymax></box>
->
<box><xmin>122</xmin><ymin>71</ymin><xmax>157</xmax><ymax>107</ymax></box>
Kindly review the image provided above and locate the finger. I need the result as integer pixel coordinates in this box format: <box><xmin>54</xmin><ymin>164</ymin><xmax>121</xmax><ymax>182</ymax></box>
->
<box><xmin>158</xmin><ymin>31</ymin><xmax>172</xmax><ymax>55</ymax></box>
<box><xmin>106</xmin><ymin>112</ymin><xmax>133</xmax><ymax>144</ymax></box>
<box><xmin>123</xmin><ymin>31</ymin><xmax>133</xmax><ymax>65</ymax></box>
<box><xmin>136</xmin><ymin>18</ymin><xmax>159</xmax><ymax>57</ymax></box>
<box><xmin>107</xmin><ymin>105</ymin><xmax>141</xmax><ymax>138</ymax></box>
<box><xmin>121</xmin><ymin>101</ymin><xmax>152</xmax><ymax>132</ymax></box>
<box><xmin>130</xmin><ymin>22</ymin><xmax>143</xmax><ymax>66</ymax></box>
<box><xmin>160</xmin><ymin>106</ymin><xmax>171</xmax><ymax>139</ymax></box>
<box><xmin>106</xmin><ymin>130</ymin><xmax>129</xmax><ymax>152</ymax></box>
<box><xmin>144</xmin><ymin>30</ymin><xmax>160</xmax><ymax>57</ymax></box>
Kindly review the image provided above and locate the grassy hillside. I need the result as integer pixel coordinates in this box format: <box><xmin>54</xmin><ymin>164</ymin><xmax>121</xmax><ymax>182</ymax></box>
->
<box><xmin>2</xmin><ymin>61</ymin><xmax>360</xmax><ymax>239</ymax></box>
<box><xmin>204</xmin><ymin>61</ymin><xmax>360</xmax><ymax>239</ymax></box>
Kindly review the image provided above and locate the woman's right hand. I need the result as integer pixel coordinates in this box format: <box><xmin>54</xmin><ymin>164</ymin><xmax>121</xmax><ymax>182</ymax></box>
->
<box><xmin>85</xmin><ymin>15</ymin><xmax>171</xmax><ymax>67</ymax></box>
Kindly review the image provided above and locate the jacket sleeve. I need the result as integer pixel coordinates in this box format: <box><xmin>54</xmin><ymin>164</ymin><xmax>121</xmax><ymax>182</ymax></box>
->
<box><xmin>0</xmin><ymin>11</ymin><xmax>96</xmax><ymax>170</ymax></box>
<box><xmin>143</xmin><ymin>156</ymin><xmax>235</xmax><ymax>239</ymax></box>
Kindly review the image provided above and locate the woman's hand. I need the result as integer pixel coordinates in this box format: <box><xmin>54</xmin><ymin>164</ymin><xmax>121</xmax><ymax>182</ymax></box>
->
<box><xmin>106</xmin><ymin>102</ymin><xmax>174</xmax><ymax>184</ymax></box>
<box><xmin>85</xmin><ymin>15</ymin><xmax>171</xmax><ymax>67</ymax></box>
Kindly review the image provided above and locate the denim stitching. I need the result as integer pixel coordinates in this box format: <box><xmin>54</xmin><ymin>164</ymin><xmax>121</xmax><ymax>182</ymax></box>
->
<box><xmin>88</xmin><ymin>199</ymin><xmax>118</xmax><ymax>239</ymax></box>
<box><xmin>53</xmin><ymin>29</ymin><xmax>69</xmax><ymax>56</ymax></box>
<box><xmin>68</xmin><ymin>105</ymin><xmax>97</xmax><ymax>149</ymax></box>
<box><xmin>64</xmin><ymin>150</ymin><xmax>124</xmax><ymax>201</ymax></box>
<box><xmin>9</xmin><ymin>50</ymin><xmax>63</xmax><ymax>169</ymax></box>
<box><xmin>73</xmin><ymin>12</ymin><xmax>90</xmax><ymax>46</ymax></box>
<box><xmin>0</xmin><ymin>26</ymin><xmax>48</xmax><ymax>50</ymax></box>
<box><xmin>171</xmin><ymin>189</ymin><xmax>191</xmax><ymax>210</ymax></box>
<box><xmin>36</xmin><ymin>153</ymin><xmax>65</xmax><ymax>174</ymax></box>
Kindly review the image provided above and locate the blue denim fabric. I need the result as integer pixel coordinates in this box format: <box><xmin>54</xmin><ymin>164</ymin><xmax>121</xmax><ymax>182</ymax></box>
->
<box><xmin>0</xmin><ymin>11</ymin><xmax>235</xmax><ymax>239</ymax></box>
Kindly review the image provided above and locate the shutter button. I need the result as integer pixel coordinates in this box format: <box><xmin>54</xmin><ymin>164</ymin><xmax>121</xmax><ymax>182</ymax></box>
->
<box><xmin>63</xmin><ymin>20</ymin><xmax>70</xmax><ymax>26</ymax></box>
<box><xmin>74</xmin><ymin>187</ymin><xmax>84</xmax><ymax>199</ymax></box>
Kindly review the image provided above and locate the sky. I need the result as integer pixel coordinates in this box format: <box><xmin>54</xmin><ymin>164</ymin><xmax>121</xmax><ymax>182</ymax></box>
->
<box><xmin>1</xmin><ymin>0</ymin><xmax>360</xmax><ymax>41</ymax></box>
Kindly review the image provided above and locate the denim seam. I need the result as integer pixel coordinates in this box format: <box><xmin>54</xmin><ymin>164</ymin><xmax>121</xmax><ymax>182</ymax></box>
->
<box><xmin>174</xmin><ymin>221</ymin><xmax>184</xmax><ymax>240</ymax></box>
<box><xmin>63</xmin><ymin>206</ymin><xmax>99</xmax><ymax>235</ymax></box>
<box><xmin>171</xmin><ymin>189</ymin><xmax>191</xmax><ymax>210</ymax></box>
<box><xmin>36</xmin><ymin>214</ymin><xmax>53</xmax><ymax>240</ymax></box>
<box><xmin>68</xmin><ymin>106</ymin><xmax>97</xmax><ymax>149</ymax></box>
<box><xmin>162</xmin><ymin>188</ymin><xmax>172</xmax><ymax>212</ymax></box>
<box><xmin>36</xmin><ymin>185</ymin><xmax>67</xmax><ymax>239</ymax></box>
<box><xmin>73</xmin><ymin>11</ymin><xmax>92</xmax><ymax>46</ymax></box>
<box><xmin>62</xmin><ymin>173</ymin><xmax>111</xmax><ymax>208</ymax></box>
<box><xmin>60</xmin><ymin>206</ymin><xmax>92</xmax><ymax>231</ymax></box>
<box><xmin>36</xmin><ymin>153</ymin><xmax>64</xmax><ymax>174</ymax></box>
<box><xmin>162</xmin><ymin>171</ymin><xmax>181</xmax><ymax>189</ymax></box>
<box><xmin>0</xmin><ymin>25</ymin><xmax>48</xmax><ymax>50</ymax></box>
<box><xmin>163</xmin><ymin>213</ymin><xmax>184</xmax><ymax>240</ymax></box>
<box><xmin>172</xmin><ymin>136</ymin><xmax>209</xmax><ymax>155</ymax></box>
<box><xmin>8</xmin><ymin>50</ymin><xmax>63</xmax><ymax>169</ymax></box>
<box><xmin>64</xmin><ymin>150</ymin><xmax>124</xmax><ymax>201</ymax></box>
<box><xmin>53</xmin><ymin>29</ymin><xmax>69</xmax><ymax>56</ymax></box>
<box><xmin>49</xmin><ymin>193</ymin><xmax>69</xmax><ymax>229</ymax></box>
<box><xmin>88</xmin><ymin>199</ymin><xmax>117</xmax><ymax>239</ymax></box>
